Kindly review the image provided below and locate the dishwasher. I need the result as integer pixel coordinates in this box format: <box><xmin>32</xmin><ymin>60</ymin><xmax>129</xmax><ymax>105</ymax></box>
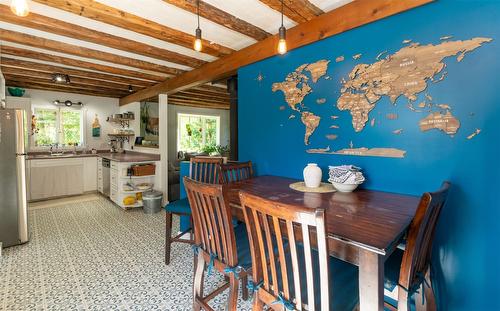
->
<box><xmin>102</xmin><ymin>158</ymin><xmax>111</xmax><ymax>197</ymax></box>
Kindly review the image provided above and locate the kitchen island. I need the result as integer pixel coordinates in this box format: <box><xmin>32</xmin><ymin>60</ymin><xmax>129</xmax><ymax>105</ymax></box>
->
<box><xmin>27</xmin><ymin>151</ymin><xmax>161</xmax><ymax>210</ymax></box>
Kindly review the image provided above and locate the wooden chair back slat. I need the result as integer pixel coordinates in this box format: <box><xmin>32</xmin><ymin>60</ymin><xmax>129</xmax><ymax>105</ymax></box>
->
<box><xmin>190</xmin><ymin>157</ymin><xmax>223</xmax><ymax>184</ymax></box>
<box><xmin>398</xmin><ymin>182</ymin><xmax>451</xmax><ymax>300</ymax></box>
<box><xmin>240</xmin><ymin>191</ymin><xmax>330</xmax><ymax>310</ymax></box>
<box><xmin>219</xmin><ymin>161</ymin><xmax>253</xmax><ymax>184</ymax></box>
<box><xmin>302</xmin><ymin>224</ymin><xmax>315</xmax><ymax>311</ymax></box>
<box><xmin>184</xmin><ymin>177</ymin><xmax>238</xmax><ymax>267</ymax></box>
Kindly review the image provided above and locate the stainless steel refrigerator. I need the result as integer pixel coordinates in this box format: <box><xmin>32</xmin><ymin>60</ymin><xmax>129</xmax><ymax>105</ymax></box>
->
<box><xmin>0</xmin><ymin>109</ymin><xmax>29</xmax><ymax>248</ymax></box>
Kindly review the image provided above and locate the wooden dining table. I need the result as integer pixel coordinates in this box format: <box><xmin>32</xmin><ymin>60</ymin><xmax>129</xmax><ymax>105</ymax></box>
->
<box><xmin>223</xmin><ymin>175</ymin><xmax>420</xmax><ymax>311</ymax></box>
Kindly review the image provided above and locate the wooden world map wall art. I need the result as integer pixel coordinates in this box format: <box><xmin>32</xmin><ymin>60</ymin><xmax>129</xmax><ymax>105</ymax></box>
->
<box><xmin>272</xmin><ymin>36</ymin><xmax>493</xmax><ymax>158</ymax></box>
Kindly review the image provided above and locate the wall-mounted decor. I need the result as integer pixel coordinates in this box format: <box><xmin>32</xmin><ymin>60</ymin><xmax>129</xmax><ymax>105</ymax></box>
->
<box><xmin>92</xmin><ymin>114</ymin><xmax>101</xmax><ymax>137</ymax></box>
<box><xmin>271</xmin><ymin>37</ymin><xmax>492</xmax><ymax>158</ymax></box>
<box><xmin>139</xmin><ymin>102</ymin><xmax>159</xmax><ymax>147</ymax></box>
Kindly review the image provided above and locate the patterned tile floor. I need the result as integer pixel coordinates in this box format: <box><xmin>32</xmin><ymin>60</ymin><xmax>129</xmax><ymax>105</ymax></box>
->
<box><xmin>0</xmin><ymin>196</ymin><xmax>253</xmax><ymax>310</ymax></box>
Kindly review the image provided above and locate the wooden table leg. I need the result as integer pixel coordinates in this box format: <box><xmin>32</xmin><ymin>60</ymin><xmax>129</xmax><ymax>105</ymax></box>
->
<box><xmin>359</xmin><ymin>250</ymin><xmax>384</xmax><ymax>311</ymax></box>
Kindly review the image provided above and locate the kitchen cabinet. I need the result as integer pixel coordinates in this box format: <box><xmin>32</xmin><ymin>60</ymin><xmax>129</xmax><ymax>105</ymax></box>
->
<box><xmin>83</xmin><ymin>157</ymin><xmax>98</xmax><ymax>192</ymax></box>
<box><xmin>29</xmin><ymin>158</ymin><xmax>84</xmax><ymax>201</ymax></box>
<box><xmin>109</xmin><ymin>160</ymin><xmax>160</xmax><ymax>209</ymax></box>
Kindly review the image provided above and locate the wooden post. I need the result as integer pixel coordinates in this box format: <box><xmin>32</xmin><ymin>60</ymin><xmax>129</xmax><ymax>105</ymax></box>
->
<box><xmin>227</xmin><ymin>76</ymin><xmax>238</xmax><ymax>161</ymax></box>
<box><xmin>159</xmin><ymin>93</ymin><xmax>169</xmax><ymax>205</ymax></box>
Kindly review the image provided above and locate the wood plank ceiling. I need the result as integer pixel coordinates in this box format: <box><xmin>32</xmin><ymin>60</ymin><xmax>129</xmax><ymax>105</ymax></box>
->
<box><xmin>0</xmin><ymin>0</ymin><xmax>353</xmax><ymax>109</ymax></box>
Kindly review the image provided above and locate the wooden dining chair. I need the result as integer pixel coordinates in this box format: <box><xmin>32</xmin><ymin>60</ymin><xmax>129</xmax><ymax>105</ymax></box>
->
<box><xmin>219</xmin><ymin>161</ymin><xmax>253</xmax><ymax>184</ymax></box>
<box><xmin>184</xmin><ymin>177</ymin><xmax>251</xmax><ymax>311</ymax></box>
<box><xmin>383</xmin><ymin>181</ymin><xmax>451</xmax><ymax>311</ymax></box>
<box><xmin>164</xmin><ymin>157</ymin><xmax>223</xmax><ymax>265</ymax></box>
<box><xmin>239</xmin><ymin>191</ymin><xmax>360</xmax><ymax>311</ymax></box>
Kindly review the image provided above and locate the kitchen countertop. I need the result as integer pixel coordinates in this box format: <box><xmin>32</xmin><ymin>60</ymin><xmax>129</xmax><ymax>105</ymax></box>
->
<box><xmin>27</xmin><ymin>151</ymin><xmax>160</xmax><ymax>162</ymax></box>
<box><xmin>27</xmin><ymin>153</ymin><xmax>100</xmax><ymax>160</ymax></box>
<box><xmin>99</xmin><ymin>152</ymin><xmax>160</xmax><ymax>162</ymax></box>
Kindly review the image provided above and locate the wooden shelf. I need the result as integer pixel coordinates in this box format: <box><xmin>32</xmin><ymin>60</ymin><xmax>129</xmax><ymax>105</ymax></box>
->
<box><xmin>107</xmin><ymin>116</ymin><xmax>135</xmax><ymax>128</ymax></box>
<box><xmin>121</xmin><ymin>175</ymin><xmax>155</xmax><ymax>179</ymax></box>
<box><xmin>108</xmin><ymin>133</ymin><xmax>135</xmax><ymax>137</ymax></box>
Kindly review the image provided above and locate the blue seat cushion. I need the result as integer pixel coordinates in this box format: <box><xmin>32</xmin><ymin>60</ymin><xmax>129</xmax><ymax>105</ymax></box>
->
<box><xmin>164</xmin><ymin>198</ymin><xmax>191</xmax><ymax>215</ymax></box>
<box><xmin>266</xmin><ymin>244</ymin><xmax>359</xmax><ymax>311</ymax></box>
<box><xmin>233</xmin><ymin>223</ymin><xmax>253</xmax><ymax>271</ymax></box>
<box><xmin>383</xmin><ymin>248</ymin><xmax>418</xmax><ymax>311</ymax></box>
<box><xmin>384</xmin><ymin>248</ymin><xmax>404</xmax><ymax>291</ymax></box>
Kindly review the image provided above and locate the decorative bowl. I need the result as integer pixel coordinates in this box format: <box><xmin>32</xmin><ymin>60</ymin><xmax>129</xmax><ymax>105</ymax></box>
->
<box><xmin>8</xmin><ymin>87</ymin><xmax>25</xmax><ymax>97</ymax></box>
<box><xmin>331</xmin><ymin>182</ymin><xmax>359</xmax><ymax>193</ymax></box>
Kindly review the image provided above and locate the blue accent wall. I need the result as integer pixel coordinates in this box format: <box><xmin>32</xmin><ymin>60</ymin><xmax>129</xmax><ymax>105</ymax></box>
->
<box><xmin>238</xmin><ymin>1</ymin><xmax>499</xmax><ymax>310</ymax></box>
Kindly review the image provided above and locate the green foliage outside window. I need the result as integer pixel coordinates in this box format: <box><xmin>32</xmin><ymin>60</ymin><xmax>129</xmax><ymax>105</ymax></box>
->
<box><xmin>61</xmin><ymin>110</ymin><xmax>82</xmax><ymax>145</ymax></box>
<box><xmin>34</xmin><ymin>107</ymin><xmax>82</xmax><ymax>147</ymax></box>
<box><xmin>178</xmin><ymin>114</ymin><xmax>220</xmax><ymax>153</ymax></box>
<box><xmin>34</xmin><ymin>109</ymin><xmax>57</xmax><ymax>147</ymax></box>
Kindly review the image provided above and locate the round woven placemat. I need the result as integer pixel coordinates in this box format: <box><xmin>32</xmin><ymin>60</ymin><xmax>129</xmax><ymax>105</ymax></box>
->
<box><xmin>289</xmin><ymin>182</ymin><xmax>336</xmax><ymax>193</ymax></box>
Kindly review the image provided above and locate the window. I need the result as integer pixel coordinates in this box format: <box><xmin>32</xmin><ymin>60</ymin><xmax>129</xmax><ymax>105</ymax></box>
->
<box><xmin>177</xmin><ymin>113</ymin><xmax>220</xmax><ymax>152</ymax></box>
<box><xmin>34</xmin><ymin>107</ymin><xmax>83</xmax><ymax>147</ymax></box>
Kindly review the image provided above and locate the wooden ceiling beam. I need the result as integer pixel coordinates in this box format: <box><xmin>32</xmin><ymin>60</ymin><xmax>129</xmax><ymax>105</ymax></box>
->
<box><xmin>4</xmin><ymin>75</ymin><xmax>129</xmax><ymax>95</ymax></box>
<box><xmin>120</xmin><ymin>0</ymin><xmax>434</xmax><ymax>105</ymax></box>
<box><xmin>0</xmin><ymin>29</ymin><xmax>181</xmax><ymax>76</ymax></box>
<box><xmin>1</xmin><ymin>57</ymin><xmax>154</xmax><ymax>87</ymax></box>
<box><xmin>0</xmin><ymin>4</ymin><xmax>205</xmax><ymax>68</ymax></box>
<box><xmin>170</xmin><ymin>94</ymin><xmax>229</xmax><ymax>105</ymax></box>
<box><xmin>6</xmin><ymin>80</ymin><xmax>126</xmax><ymax>98</ymax></box>
<box><xmin>32</xmin><ymin>0</ymin><xmax>234</xmax><ymax>58</ymax></box>
<box><xmin>259</xmin><ymin>0</ymin><xmax>323</xmax><ymax>23</ymax></box>
<box><xmin>1</xmin><ymin>67</ymin><xmax>139</xmax><ymax>92</ymax></box>
<box><xmin>167</xmin><ymin>98</ymin><xmax>229</xmax><ymax>110</ymax></box>
<box><xmin>0</xmin><ymin>46</ymin><xmax>166</xmax><ymax>82</ymax></box>
<box><xmin>162</xmin><ymin>0</ymin><xmax>270</xmax><ymax>41</ymax></box>
<box><xmin>175</xmin><ymin>90</ymin><xmax>229</xmax><ymax>101</ymax></box>
<box><xmin>195</xmin><ymin>85</ymin><xmax>229</xmax><ymax>95</ymax></box>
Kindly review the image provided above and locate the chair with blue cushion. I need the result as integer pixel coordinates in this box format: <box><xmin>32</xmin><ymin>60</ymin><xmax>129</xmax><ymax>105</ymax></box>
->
<box><xmin>184</xmin><ymin>177</ymin><xmax>251</xmax><ymax>311</ymax></box>
<box><xmin>219</xmin><ymin>161</ymin><xmax>253</xmax><ymax>184</ymax></box>
<box><xmin>383</xmin><ymin>182</ymin><xmax>450</xmax><ymax>311</ymax></box>
<box><xmin>239</xmin><ymin>191</ymin><xmax>360</xmax><ymax>311</ymax></box>
<box><xmin>164</xmin><ymin>157</ymin><xmax>223</xmax><ymax>265</ymax></box>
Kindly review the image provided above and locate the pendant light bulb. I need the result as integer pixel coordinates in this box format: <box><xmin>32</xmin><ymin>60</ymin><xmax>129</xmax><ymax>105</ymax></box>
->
<box><xmin>10</xmin><ymin>0</ymin><xmax>30</xmax><ymax>17</ymax></box>
<box><xmin>194</xmin><ymin>28</ymin><xmax>202</xmax><ymax>52</ymax></box>
<box><xmin>193</xmin><ymin>0</ymin><xmax>202</xmax><ymax>52</ymax></box>
<box><xmin>277</xmin><ymin>0</ymin><xmax>287</xmax><ymax>55</ymax></box>
<box><xmin>277</xmin><ymin>26</ymin><xmax>287</xmax><ymax>55</ymax></box>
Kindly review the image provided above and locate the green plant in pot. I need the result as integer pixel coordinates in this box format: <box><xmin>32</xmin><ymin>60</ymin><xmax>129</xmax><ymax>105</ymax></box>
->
<box><xmin>202</xmin><ymin>144</ymin><xmax>230</xmax><ymax>157</ymax></box>
<box><xmin>8</xmin><ymin>87</ymin><xmax>25</xmax><ymax>97</ymax></box>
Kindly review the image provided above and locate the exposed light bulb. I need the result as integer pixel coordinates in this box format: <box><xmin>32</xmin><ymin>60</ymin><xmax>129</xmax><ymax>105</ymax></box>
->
<box><xmin>278</xmin><ymin>39</ymin><xmax>287</xmax><ymax>55</ymax></box>
<box><xmin>194</xmin><ymin>28</ymin><xmax>202</xmax><ymax>52</ymax></box>
<box><xmin>277</xmin><ymin>26</ymin><xmax>287</xmax><ymax>55</ymax></box>
<box><xmin>10</xmin><ymin>0</ymin><xmax>30</xmax><ymax>17</ymax></box>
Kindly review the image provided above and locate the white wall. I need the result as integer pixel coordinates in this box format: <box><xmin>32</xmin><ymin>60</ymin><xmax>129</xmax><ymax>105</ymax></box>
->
<box><xmin>168</xmin><ymin>104</ymin><xmax>230</xmax><ymax>163</ymax></box>
<box><xmin>14</xmin><ymin>88</ymin><xmax>120</xmax><ymax>151</ymax></box>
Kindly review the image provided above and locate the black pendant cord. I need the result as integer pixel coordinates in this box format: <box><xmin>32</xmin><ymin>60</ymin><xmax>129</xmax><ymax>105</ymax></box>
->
<box><xmin>281</xmin><ymin>0</ymin><xmax>284</xmax><ymax>27</ymax></box>
<box><xmin>197</xmin><ymin>0</ymin><xmax>200</xmax><ymax>29</ymax></box>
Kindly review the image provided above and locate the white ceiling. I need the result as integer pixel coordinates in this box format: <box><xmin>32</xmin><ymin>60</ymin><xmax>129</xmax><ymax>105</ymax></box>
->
<box><xmin>0</xmin><ymin>0</ymin><xmax>353</xmax><ymax>94</ymax></box>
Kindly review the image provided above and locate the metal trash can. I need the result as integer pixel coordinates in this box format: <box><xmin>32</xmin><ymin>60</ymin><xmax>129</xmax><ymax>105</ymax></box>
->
<box><xmin>142</xmin><ymin>190</ymin><xmax>163</xmax><ymax>214</ymax></box>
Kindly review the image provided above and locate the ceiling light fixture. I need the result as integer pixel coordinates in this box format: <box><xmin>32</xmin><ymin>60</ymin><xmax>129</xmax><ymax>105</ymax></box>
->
<box><xmin>128</xmin><ymin>85</ymin><xmax>133</xmax><ymax>93</ymax></box>
<box><xmin>51</xmin><ymin>73</ymin><xmax>70</xmax><ymax>84</ymax></box>
<box><xmin>53</xmin><ymin>100</ymin><xmax>83</xmax><ymax>108</ymax></box>
<box><xmin>10</xmin><ymin>0</ymin><xmax>30</xmax><ymax>17</ymax></box>
<box><xmin>277</xmin><ymin>0</ymin><xmax>287</xmax><ymax>55</ymax></box>
<box><xmin>193</xmin><ymin>0</ymin><xmax>202</xmax><ymax>52</ymax></box>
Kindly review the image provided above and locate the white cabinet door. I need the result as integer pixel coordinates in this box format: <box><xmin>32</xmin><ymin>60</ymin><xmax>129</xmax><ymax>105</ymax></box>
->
<box><xmin>83</xmin><ymin>157</ymin><xmax>98</xmax><ymax>192</ymax></box>
<box><xmin>29</xmin><ymin>158</ymin><xmax>84</xmax><ymax>200</ymax></box>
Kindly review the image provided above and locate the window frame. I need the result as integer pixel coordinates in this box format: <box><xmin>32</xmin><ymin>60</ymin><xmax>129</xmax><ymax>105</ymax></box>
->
<box><xmin>32</xmin><ymin>105</ymin><xmax>85</xmax><ymax>149</ymax></box>
<box><xmin>177</xmin><ymin>113</ymin><xmax>221</xmax><ymax>153</ymax></box>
